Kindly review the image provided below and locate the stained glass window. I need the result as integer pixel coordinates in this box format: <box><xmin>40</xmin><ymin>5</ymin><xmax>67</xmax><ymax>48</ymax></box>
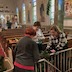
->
<box><xmin>22</xmin><ymin>3</ymin><xmax>26</xmax><ymax>24</ymax></box>
<box><xmin>49</xmin><ymin>0</ymin><xmax>55</xmax><ymax>24</ymax></box>
<box><xmin>16</xmin><ymin>7</ymin><xmax>19</xmax><ymax>23</ymax></box>
<box><xmin>32</xmin><ymin>0</ymin><xmax>37</xmax><ymax>23</ymax></box>
<box><xmin>58</xmin><ymin>0</ymin><xmax>62</xmax><ymax>11</ymax></box>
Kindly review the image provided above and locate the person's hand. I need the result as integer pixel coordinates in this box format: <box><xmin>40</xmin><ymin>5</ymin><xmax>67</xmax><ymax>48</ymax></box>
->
<box><xmin>50</xmin><ymin>49</ymin><xmax>56</xmax><ymax>53</ymax></box>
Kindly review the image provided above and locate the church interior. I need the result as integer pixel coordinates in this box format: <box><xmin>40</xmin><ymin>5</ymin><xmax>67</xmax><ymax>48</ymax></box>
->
<box><xmin>0</xmin><ymin>0</ymin><xmax>72</xmax><ymax>72</ymax></box>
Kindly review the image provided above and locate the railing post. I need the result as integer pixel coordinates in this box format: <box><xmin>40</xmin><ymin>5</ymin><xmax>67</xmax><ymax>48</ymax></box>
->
<box><xmin>44</xmin><ymin>61</ymin><xmax>46</xmax><ymax>72</ymax></box>
<box><xmin>40</xmin><ymin>63</ymin><xmax>42</xmax><ymax>72</ymax></box>
<box><xmin>35</xmin><ymin>63</ymin><xmax>37</xmax><ymax>72</ymax></box>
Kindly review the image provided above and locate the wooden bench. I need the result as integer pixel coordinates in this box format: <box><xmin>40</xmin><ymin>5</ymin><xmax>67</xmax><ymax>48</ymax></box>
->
<box><xmin>0</xmin><ymin>29</ymin><xmax>25</xmax><ymax>55</ymax></box>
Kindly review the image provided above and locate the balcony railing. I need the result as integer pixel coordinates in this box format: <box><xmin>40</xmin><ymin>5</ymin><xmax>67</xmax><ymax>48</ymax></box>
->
<box><xmin>35</xmin><ymin>58</ymin><xmax>61</xmax><ymax>72</ymax></box>
<box><xmin>35</xmin><ymin>48</ymin><xmax>72</xmax><ymax>72</ymax></box>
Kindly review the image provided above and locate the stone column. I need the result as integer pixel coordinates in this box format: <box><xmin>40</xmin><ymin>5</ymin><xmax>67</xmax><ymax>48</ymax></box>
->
<box><xmin>54</xmin><ymin>0</ymin><xmax>58</xmax><ymax>25</ymax></box>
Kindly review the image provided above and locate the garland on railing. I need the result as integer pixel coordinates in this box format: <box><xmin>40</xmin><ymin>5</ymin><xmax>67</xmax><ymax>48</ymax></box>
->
<box><xmin>37</xmin><ymin>50</ymin><xmax>50</xmax><ymax>72</ymax></box>
<box><xmin>46</xmin><ymin>0</ymin><xmax>51</xmax><ymax>15</ymax></box>
<box><xmin>40</xmin><ymin>50</ymin><xmax>50</xmax><ymax>60</ymax></box>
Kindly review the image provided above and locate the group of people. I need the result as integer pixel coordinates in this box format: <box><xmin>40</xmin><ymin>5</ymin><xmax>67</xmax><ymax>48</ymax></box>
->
<box><xmin>6</xmin><ymin>15</ymin><xmax>18</xmax><ymax>29</ymax></box>
<box><xmin>13</xmin><ymin>21</ymin><xmax>68</xmax><ymax>72</ymax></box>
<box><xmin>0</xmin><ymin>15</ymin><xmax>19</xmax><ymax>31</ymax></box>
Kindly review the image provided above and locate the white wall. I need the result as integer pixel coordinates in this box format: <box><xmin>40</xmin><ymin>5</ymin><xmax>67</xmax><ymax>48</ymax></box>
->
<box><xmin>0</xmin><ymin>0</ymin><xmax>16</xmax><ymax>25</ymax></box>
<box><xmin>0</xmin><ymin>0</ymin><xmax>16</xmax><ymax>14</ymax></box>
<box><xmin>64</xmin><ymin>19</ymin><xmax>72</xmax><ymax>27</ymax></box>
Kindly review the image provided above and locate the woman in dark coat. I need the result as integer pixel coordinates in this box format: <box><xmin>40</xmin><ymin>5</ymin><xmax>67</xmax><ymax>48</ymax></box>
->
<box><xmin>13</xmin><ymin>27</ymin><xmax>40</xmax><ymax>72</ymax></box>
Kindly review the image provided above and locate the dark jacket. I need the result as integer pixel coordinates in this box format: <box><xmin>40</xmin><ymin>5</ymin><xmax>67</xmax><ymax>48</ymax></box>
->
<box><xmin>14</xmin><ymin>36</ymin><xmax>40</xmax><ymax>66</ymax></box>
<box><xmin>6</xmin><ymin>20</ymin><xmax>12</xmax><ymax>29</ymax></box>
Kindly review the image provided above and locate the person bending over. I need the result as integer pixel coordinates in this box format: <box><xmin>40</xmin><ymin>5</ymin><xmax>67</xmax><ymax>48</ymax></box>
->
<box><xmin>13</xmin><ymin>27</ymin><xmax>40</xmax><ymax>72</ymax></box>
<box><xmin>46</xmin><ymin>25</ymin><xmax>68</xmax><ymax>53</ymax></box>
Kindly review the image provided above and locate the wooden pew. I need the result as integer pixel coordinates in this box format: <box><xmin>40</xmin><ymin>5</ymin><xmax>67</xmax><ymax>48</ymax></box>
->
<box><xmin>67</xmin><ymin>35</ymin><xmax>72</xmax><ymax>48</ymax></box>
<box><xmin>0</xmin><ymin>29</ymin><xmax>25</xmax><ymax>55</ymax></box>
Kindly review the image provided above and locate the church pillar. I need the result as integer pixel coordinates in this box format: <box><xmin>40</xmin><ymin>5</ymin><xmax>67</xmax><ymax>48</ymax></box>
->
<box><xmin>54</xmin><ymin>0</ymin><xmax>58</xmax><ymax>25</ymax></box>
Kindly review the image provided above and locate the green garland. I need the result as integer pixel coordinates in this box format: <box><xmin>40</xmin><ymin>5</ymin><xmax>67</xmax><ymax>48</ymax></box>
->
<box><xmin>37</xmin><ymin>50</ymin><xmax>50</xmax><ymax>72</ymax></box>
<box><xmin>40</xmin><ymin>50</ymin><xmax>50</xmax><ymax>60</ymax></box>
<box><xmin>47</xmin><ymin>0</ymin><xmax>51</xmax><ymax>15</ymax></box>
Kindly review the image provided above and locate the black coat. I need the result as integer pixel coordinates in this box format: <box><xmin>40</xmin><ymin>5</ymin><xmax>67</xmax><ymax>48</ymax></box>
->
<box><xmin>14</xmin><ymin>36</ymin><xmax>40</xmax><ymax>66</ymax></box>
